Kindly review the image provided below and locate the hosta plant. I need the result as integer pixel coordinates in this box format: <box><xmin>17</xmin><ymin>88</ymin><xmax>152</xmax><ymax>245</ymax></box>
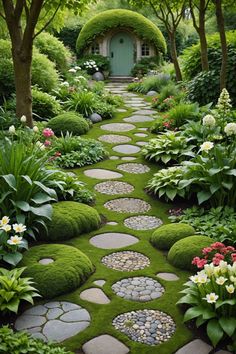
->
<box><xmin>178</xmin><ymin>260</ymin><xmax>236</xmax><ymax>348</ymax></box>
<box><xmin>0</xmin><ymin>267</ymin><xmax>40</xmax><ymax>314</ymax></box>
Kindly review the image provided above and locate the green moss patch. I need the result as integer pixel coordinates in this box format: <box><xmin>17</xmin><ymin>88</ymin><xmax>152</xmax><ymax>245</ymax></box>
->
<box><xmin>47</xmin><ymin>112</ymin><xmax>90</xmax><ymax>136</ymax></box>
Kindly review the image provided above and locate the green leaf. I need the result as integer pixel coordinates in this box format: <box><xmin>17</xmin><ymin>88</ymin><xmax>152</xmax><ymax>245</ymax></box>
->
<box><xmin>21</xmin><ymin>175</ymin><xmax>33</xmax><ymax>185</ymax></box>
<box><xmin>2</xmin><ymin>174</ymin><xmax>16</xmax><ymax>191</ymax></box>
<box><xmin>196</xmin><ymin>316</ymin><xmax>207</xmax><ymax>328</ymax></box>
<box><xmin>197</xmin><ymin>190</ymin><xmax>211</xmax><ymax>204</ymax></box>
<box><xmin>183</xmin><ymin>306</ymin><xmax>204</xmax><ymax>322</ymax></box>
<box><xmin>177</xmin><ymin>294</ymin><xmax>199</xmax><ymax>305</ymax></box>
<box><xmin>215</xmin><ymin>299</ymin><xmax>236</xmax><ymax>309</ymax></box>
<box><xmin>14</xmin><ymin>201</ymin><xmax>30</xmax><ymax>212</ymax></box>
<box><xmin>31</xmin><ymin>192</ymin><xmax>56</xmax><ymax>204</ymax></box>
<box><xmin>219</xmin><ymin>317</ymin><xmax>236</xmax><ymax>337</ymax></box>
<box><xmin>5</xmin><ymin>298</ymin><xmax>20</xmax><ymax>314</ymax></box>
<box><xmin>30</xmin><ymin>204</ymin><xmax>52</xmax><ymax>220</ymax></box>
<box><xmin>207</xmin><ymin>319</ymin><xmax>224</xmax><ymax>347</ymax></box>
<box><xmin>3</xmin><ymin>252</ymin><xmax>23</xmax><ymax>266</ymax></box>
<box><xmin>0</xmin><ymin>191</ymin><xmax>11</xmax><ymax>203</ymax></box>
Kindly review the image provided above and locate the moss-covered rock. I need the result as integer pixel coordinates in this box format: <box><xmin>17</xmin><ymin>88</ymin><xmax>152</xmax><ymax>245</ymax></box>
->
<box><xmin>76</xmin><ymin>9</ymin><xmax>166</xmax><ymax>56</ymax></box>
<box><xmin>167</xmin><ymin>235</ymin><xmax>213</xmax><ymax>271</ymax></box>
<box><xmin>41</xmin><ymin>201</ymin><xmax>101</xmax><ymax>241</ymax></box>
<box><xmin>150</xmin><ymin>223</ymin><xmax>195</xmax><ymax>250</ymax></box>
<box><xmin>47</xmin><ymin>112</ymin><xmax>90</xmax><ymax>136</ymax></box>
<box><xmin>21</xmin><ymin>244</ymin><xmax>94</xmax><ymax>299</ymax></box>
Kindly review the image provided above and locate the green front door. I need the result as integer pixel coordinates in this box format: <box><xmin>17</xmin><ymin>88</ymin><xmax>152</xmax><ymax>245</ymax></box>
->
<box><xmin>110</xmin><ymin>32</ymin><xmax>134</xmax><ymax>76</ymax></box>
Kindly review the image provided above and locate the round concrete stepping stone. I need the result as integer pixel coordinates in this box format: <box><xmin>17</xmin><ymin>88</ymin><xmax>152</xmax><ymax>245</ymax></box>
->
<box><xmin>136</xmin><ymin>141</ymin><xmax>148</xmax><ymax>146</ymax></box>
<box><xmin>113</xmin><ymin>309</ymin><xmax>175</xmax><ymax>345</ymax></box>
<box><xmin>112</xmin><ymin>276</ymin><xmax>164</xmax><ymax>301</ymax></box>
<box><xmin>98</xmin><ymin>134</ymin><xmax>131</xmax><ymax>144</ymax></box>
<box><xmin>101</xmin><ymin>123</ymin><xmax>135</xmax><ymax>132</ymax></box>
<box><xmin>124</xmin><ymin>115</ymin><xmax>154</xmax><ymax>123</ymax></box>
<box><xmin>135</xmin><ymin>109</ymin><xmax>157</xmax><ymax>115</ymax></box>
<box><xmin>121</xmin><ymin>156</ymin><xmax>136</xmax><ymax>161</ymax></box>
<box><xmin>90</xmin><ymin>232</ymin><xmax>139</xmax><ymax>249</ymax></box>
<box><xmin>93</xmin><ymin>279</ymin><xmax>106</xmax><ymax>287</ymax></box>
<box><xmin>80</xmin><ymin>288</ymin><xmax>110</xmax><ymax>304</ymax></box>
<box><xmin>38</xmin><ymin>258</ymin><xmax>54</xmax><ymax>265</ymax></box>
<box><xmin>113</xmin><ymin>144</ymin><xmax>140</xmax><ymax>154</ymax></box>
<box><xmin>134</xmin><ymin>133</ymin><xmax>148</xmax><ymax>137</ymax></box>
<box><xmin>110</xmin><ymin>156</ymin><xmax>119</xmax><ymax>160</ymax></box>
<box><xmin>84</xmin><ymin>169</ymin><xmax>122</xmax><ymax>180</ymax></box>
<box><xmin>95</xmin><ymin>181</ymin><xmax>134</xmax><ymax>195</ymax></box>
<box><xmin>15</xmin><ymin>301</ymin><xmax>90</xmax><ymax>343</ymax></box>
<box><xmin>124</xmin><ymin>216</ymin><xmax>163</xmax><ymax>230</ymax></box>
<box><xmin>104</xmin><ymin>198</ymin><xmax>151</xmax><ymax>214</ymax></box>
<box><xmin>82</xmin><ymin>334</ymin><xmax>129</xmax><ymax>354</ymax></box>
<box><xmin>175</xmin><ymin>339</ymin><xmax>213</xmax><ymax>354</ymax></box>
<box><xmin>107</xmin><ymin>221</ymin><xmax>118</xmax><ymax>226</ymax></box>
<box><xmin>117</xmin><ymin>163</ymin><xmax>150</xmax><ymax>174</ymax></box>
<box><xmin>157</xmin><ymin>273</ymin><xmax>180</xmax><ymax>281</ymax></box>
<box><xmin>102</xmin><ymin>251</ymin><xmax>150</xmax><ymax>272</ymax></box>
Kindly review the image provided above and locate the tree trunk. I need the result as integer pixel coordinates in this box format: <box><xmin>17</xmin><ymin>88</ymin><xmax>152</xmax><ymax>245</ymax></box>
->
<box><xmin>169</xmin><ymin>31</ymin><xmax>182</xmax><ymax>81</ymax></box>
<box><xmin>199</xmin><ymin>0</ymin><xmax>209</xmax><ymax>71</ymax></box>
<box><xmin>214</xmin><ymin>0</ymin><xmax>227</xmax><ymax>90</ymax></box>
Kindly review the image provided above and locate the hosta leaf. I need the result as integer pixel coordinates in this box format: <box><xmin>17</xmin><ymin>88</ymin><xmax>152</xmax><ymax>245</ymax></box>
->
<box><xmin>183</xmin><ymin>306</ymin><xmax>204</xmax><ymax>322</ymax></box>
<box><xmin>222</xmin><ymin>181</ymin><xmax>233</xmax><ymax>190</ymax></box>
<box><xmin>14</xmin><ymin>201</ymin><xmax>30</xmax><ymax>212</ymax></box>
<box><xmin>209</xmin><ymin>168</ymin><xmax>222</xmax><ymax>176</ymax></box>
<box><xmin>34</xmin><ymin>181</ymin><xmax>57</xmax><ymax>198</ymax></box>
<box><xmin>3</xmin><ymin>252</ymin><xmax>23</xmax><ymax>266</ymax></box>
<box><xmin>226</xmin><ymin>169</ymin><xmax>236</xmax><ymax>176</ymax></box>
<box><xmin>215</xmin><ymin>299</ymin><xmax>236</xmax><ymax>309</ymax></box>
<box><xmin>31</xmin><ymin>192</ymin><xmax>56</xmax><ymax>205</ymax></box>
<box><xmin>177</xmin><ymin>294</ymin><xmax>199</xmax><ymax>305</ymax></box>
<box><xmin>197</xmin><ymin>191</ymin><xmax>211</xmax><ymax>204</ymax></box>
<box><xmin>21</xmin><ymin>175</ymin><xmax>32</xmax><ymax>185</ymax></box>
<box><xmin>0</xmin><ymin>191</ymin><xmax>11</xmax><ymax>203</ymax></box>
<box><xmin>219</xmin><ymin>317</ymin><xmax>236</xmax><ymax>337</ymax></box>
<box><xmin>30</xmin><ymin>204</ymin><xmax>52</xmax><ymax>220</ymax></box>
<box><xmin>2</xmin><ymin>174</ymin><xmax>16</xmax><ymax>191</ymax></box>
<box><xmin>161</xmin><ymin>155</ymin><xmax>171</xmax><ymax>164</ymax></box>
<box><xmin>166</xmin><ymin>188</ymin><xmax>177</xmax><ymax>200</ymax></box>
<box><xmin>207</xmin><ymin>319</ymin><xmax>224</xmax><ymax>347</ymax></box>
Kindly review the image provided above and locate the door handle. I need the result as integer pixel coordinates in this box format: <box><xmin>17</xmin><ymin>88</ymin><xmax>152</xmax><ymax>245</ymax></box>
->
<box><xmin>111</xmin><ymin>52</ymin><xmax>114</xmax><ymax>58</ymax></box>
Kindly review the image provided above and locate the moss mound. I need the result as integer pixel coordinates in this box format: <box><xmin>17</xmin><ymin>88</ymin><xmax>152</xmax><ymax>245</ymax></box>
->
<box><xmin>41</xmin><ymin>201</ymin><xmax>101</xmax><ymax>241</ymax></box>
<box><xmin>47</xmin><ymin>112</ymin><xmax>90</xmax><ymax>136</ymax></box>
<box><xmin>76</xmin><ymin>9</ymin><xmax>166</xmax><ymax>55</ymax></box>
<box><xmin>150</xmin><ymin>223</ymin><xmax>195</xmax><ymax>250</ymax></box>
<box><xmin>21</xmin><ymin>244</ymin><xmax>94</xmax><ymax>299</ymax></box>
<box><xmin>167</xmin><ymin>235</ymin><xmax>212</xmax><ymax>271</ymax></box>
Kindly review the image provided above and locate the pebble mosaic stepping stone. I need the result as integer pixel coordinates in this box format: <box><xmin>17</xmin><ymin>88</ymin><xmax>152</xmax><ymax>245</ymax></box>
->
<box><xmin>121</xmin><ymin>156</ymin><xmax>137</xmax><ymax>161</ymax></box>
<box><xmin>98</xmin><ymin>134</ymin><xmax>131</xmax><ymax>144</ymax></box>
<box><xmin>113</xmin><ymin>144</ymin><xmax>140</xmax><ymax>154</ymax></box>
<box><xmin>102</xmin><ymin>251</ymin><xmax>150</xmax><ymax>272</ymax></box>
<box><xmin>82</xmin><ymin>334</ymin><xmax>129</xmax><ymax>354</ymax></box>
<box><xmin>135</xmin><ymin>109</ymin><xmax>157</xmax><ymax>115</ymax></box>
<box><xmin>93</xmin><ymin>279</ymin><xmax>106</xmax><ymax>287</ymax></box>
<box><xmin>95</xmin><ymin>181</ymin><xmax>134</xmax><ymax>195</ymax></box>
<box><xmin>134</xmin><ymin>133</ymin><xmax>148</xmax><ymax>137</ymax></box>
<box><xmin>104</xmin><ymin>198</ymin><xmax>151</xmax><ymax>213</ymax></box>
<box><xmin>124</xmin><ymin>115</ymin><xmax>154</xmax><ymax>123</ymax></box>
<box><xmin>90</xmin><ymin>232</ymin><xmax>139</xmax><ymax>249</ymax></box>
<box><xmin>112</xmin><ymin>276</ymin><xmax>164</xmax><ymax>301</ymax></box>
<box><xmin>157</xmin><ymin>273</ymin><xmax>180</xmax><ymax>281</ymax></box>
<box><xmin>113</xmin><ymin>309</ymin><xmax>175</xmax><ymax>346</ymax></box>
<box><xmin>15</xmin><ymin>302</ymin><xmax>90</xmax><ymax>343</ymax></box>
<box><xmin>117</xmin><ymin>163</ymin><xmax>150</xmax><ymax>174</ymax></box>
<box><xmin>175</xmin><ymin>339</ymin><xmax>213</xmax><ymax>354</ymax></box>
<box><xmin>80</xmin><ymin>288</ymin><xmax>110</xmax><ymax>304</ymax></box>
<box><xmin>101</xmin><ymin>123</ymin><xmax>135</xmax><ymax>132</ymax></box>
<box><xmin>124</xmin><ymin>216</ymin><xmax>163</xmax><ymax>230</ymax></box>
<box><xmin>84</xmin><ymin>169</ymin><xmax>122</xmax><ymax>180</ymax></box>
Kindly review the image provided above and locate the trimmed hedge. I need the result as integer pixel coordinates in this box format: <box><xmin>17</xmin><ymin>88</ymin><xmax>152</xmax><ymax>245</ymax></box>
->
<box><xmin>150</xmin><ymin>223</ymin><xmax>195</xmax><ymax>250</ymax></box>
<box><xmin>40</xmin><ymin>201</ymin><xmax>101</xmax><ymax>241</ymax></box>
<box><xmin>76</xmin><ymin>9</ymin><xmax>166</xmax><ymax>55</ymax></box>
<box><xmin>32</xmin><ymin>88</ymin><xmax>62</xmax><ymax>120</ymax></box>
<box><xmin>21</xmin><ymin>244</ymin><xmax>94</xmax><ymax>298</ymax></box>
<box><xmin>167</xmin><ymin>235</ymin><xmax>213</xmax><ymax>271</ymax></box>
<box><xmin>47</xmin><ymin>112</ymin><xmax>90</xmax><ymax>136</ymax></box>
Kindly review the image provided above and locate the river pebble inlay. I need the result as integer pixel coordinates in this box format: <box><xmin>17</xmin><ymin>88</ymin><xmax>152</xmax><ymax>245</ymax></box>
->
<box><xmin>102</xmin><ymin>251</ymin><xmax>150</xmax><ymax>272</ymax></box>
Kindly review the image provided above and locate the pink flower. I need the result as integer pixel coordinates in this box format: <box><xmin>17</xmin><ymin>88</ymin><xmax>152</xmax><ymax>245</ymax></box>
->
<box><xmin>202</xmin><ymin>247</ymin><xmax>213</xmax><ymax>255</ymax></box>
<box><xmin>197</xmin><ymin>259</ymin><xmax>207</xmax><ymax>269</ymax></box>
<box><xmin>192</xmin><ymin>257</ymin><xmax>201</xmax><ymax>265</ymax></box>
<box><xmin>214</xmin><ymin>253</ymin><xmax>225</xmax><ymax>260</ymax></box>
<box><xmin>231</xmin><ymin>253</ymin><xmax>236</xmax><ymax>262</ymax></box>
<box><xmin>43</xmin><ymin>128</ymin><xmax>54</xmax><ymax>138</ymax></box>
<box><xmin>226</xmin><ymin>246</ymin><xmax>235</xmax><ymax>252</ymax></box>
<box><xmin>211</xmin><ymin>242</ymin><xmax>225</xmax><ymax>249</ymax></box>
<box><xmin>212</xmin><ymin>257</ymin><xmax>221</xmax><ymax>266</ymax></box>
<box><xmin>44</xmin><ymin>140</ymin><xmax>52</xmax><ymax>147</ymax></box>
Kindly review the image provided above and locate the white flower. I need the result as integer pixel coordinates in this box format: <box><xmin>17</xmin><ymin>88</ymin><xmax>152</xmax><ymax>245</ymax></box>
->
<box><xmin>219</xmin><ymin>260</ymin><xmax>228</xmax><ymax>273</ymax></box>
<box><xmin>202</xmin><ymin>114</ymin><xmax>216</xmax><ymax>127</ymax></box>
<box><xmin>198</xmin><ymin>272</ymin><xmax>209</xmax><ymax>284</ymax></box>
<box><xmin>190</xmin><ymin>275</ymin><xmax>199</xmax><ymax>283</ymax></box>
<box><xmin>74</xmin><ymin>66</ymin><xmax>81</xmax><ymax>70</ymax></box>
<box><xmin>36</xmin><ymin>141</ymin><xmax>45</xmax><ymax>150</ymax></box>
<box><xmin>13</xmin><ymin>223</ymin><xmax>26</xmax><ymax>233</ymax></box>
<box><xmin>200</xmin><ymin>141</ymin><xmax>214</xmax><ymax>152</ymax></box>
<box><xmin>0</xmin><ymin>216</ymin><xmax>10</xmax><ymax>226</ymax></box>
<box><xmin>9</xmin><ymin>125</ymin><xmax>16</xmax><ymax>134</ymax></box>
<box><xmin>230</xmin><ymin>276</ymin><xmax>236</xmax><ymax>284</ymax></box>
<box><xmin>68</xmin><ymin>68</ymin><xmax>76</xmax><ymax>73</ymax></box>
<box><xmin>32</xmin><ymin>126</ymin><xmax>39</xmax><ymax>133</ymax></box>
<box><xmin>0</xmin><ymin>224</ymin><xmax>11</xmax><ymax>232</ymax></box>
<box><xmin>216</xmin><ymin>276</ymin><xmax>228</xmax><ymax>285</ymax></box>
<box><xmin>203</xmin><ymin>293</ymin><xmax>219</xmax><ymax>304</ymax></box>
<box><xmin>20</xmin><ymin>115</ymin><xmax>27</xmax><ymax>123</ymax></box>
<box><xmin>60</xmin><ymin>81</ymin><xmax>69</xmax><ymax>87</ymax></box>
<box><xmin>226</xmin><ymin>284</ymin><xmax>235</xmax><ymax>294</ymax></box>
<box><xmin>224</xmin><ymin>123</ymin><xmax>236</xmax><ymax>136</ymax></box>
<box><xmin>204</xmin><ymin>264</ymin><xmax>214</xmax><ymax>277</ymax></box>
<box><xmin>7</xmin><ymin>235</ymin><xmax>23</xmax><ymax>246</ymax></box>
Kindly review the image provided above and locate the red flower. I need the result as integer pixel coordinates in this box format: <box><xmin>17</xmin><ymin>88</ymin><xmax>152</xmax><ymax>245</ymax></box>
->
<box><xmin>214</xmin><ymin>253</ymin><xmax>225</xmax><ymax>260</ymax></box>
<box><xmin>211</xmin><ymin>242</ymin><xmax>225</xmax><ymax>249</ymax></box>
<box><xmin>231</xmin><ymin>253</ymin><xmax>236</xmax><ymax>262</ymax></box>
<box><xmin>202</xmin><ymin>247</ymin><xmax>213</xmax><ymax>255</ymax></box>
<box><xmin>212</xmin><ymin>257</ymin><xmax>221</xmax><ymax>266</ymax></box>
<box><xmin>192</xmin><ymin>257</ymin><xmax>201</xmax><ymax>265</ymax></box>
<box><xmin>197</xmin><ymin>259</ymin><xmax>207</xmax><ymax>268</ymax></box>
<box><xmin>226</xmin><ymin>246</ymin><xmax>235</xmax><ymax>251</ymax></box>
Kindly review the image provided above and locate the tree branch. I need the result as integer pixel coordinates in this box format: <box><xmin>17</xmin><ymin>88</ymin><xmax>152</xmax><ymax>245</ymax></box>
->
<box><xmin>33</xmin><ymin>0</ymin><xmax>62</xmax><ymax>38</ymax></box>
<box><xmin>14</xmin><ymin>0</ymin><xmax>25</xmax><ymax>21</ymax></box>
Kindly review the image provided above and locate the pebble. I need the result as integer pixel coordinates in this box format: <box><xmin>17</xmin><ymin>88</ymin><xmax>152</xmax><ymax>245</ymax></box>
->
<box><xmin>104</xmin><ymin>198</ymin><xmax>151</xmax><ymax>213</ymax></box>
<box><xmin>117</xmin><ymin>163</ymin><xmax>150</xmax><ymax>174</ymax></box>
<box><xmin>95</xmin><ymin>181</ymin><xmax>134</xmax><ymax>195</ymax></box>
<box><xmin>124</xmin><ymin>215</ymin><xmax>163</xmax><ymax>230</ymax></box>
<box><xmin>102</xmin><ymin>251</ymin><xmax>150</xmax><ymax>272</ymax></box>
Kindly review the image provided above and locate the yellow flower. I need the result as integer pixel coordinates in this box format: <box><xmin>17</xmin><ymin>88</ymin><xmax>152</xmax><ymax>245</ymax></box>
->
<box><xmin>7</xmin><ymin>236</ymin><xmax>23</xmax><ymax>246</ymax></box>
<box><xmin>13</xmin><ymin>223</ymin><xmax>26</xmax><ymax>233</ymax></box>
<box><xmin>203</xmin><ymin>293</ymin><xmax>219</xmax><ymax>304</ymax></box>
<box><xmin>226</xmin><ymin>284</ymin><xmax>235</xmax><ymax>294</ymax></box>
<box><xmin>0</xmin><ymin>216</ymin><xmax>10</xmax><ymax>226</ymax></box>
<box><xmin>216</xmin><ymin>276</ymin><xmax>228</xmax><ymax>285</ymax></box>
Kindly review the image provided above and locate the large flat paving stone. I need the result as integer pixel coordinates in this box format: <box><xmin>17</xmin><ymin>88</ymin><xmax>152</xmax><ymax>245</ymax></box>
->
<box><xmin>135</xmin><ymin>109</ymin><xmax>157</xmax><ymax>115</ymax></box>
<box><xmin>43</xmin><ymin>320</ymin><xmax>89</xmax><ymax>342</ymax></box>
<box><xmin>104</xmin><ymin>198</ymin><xmax>151</xmax><ymax>213</ymax></box>
<box><xmin>124</xmin><ymin>115</ymin><xmax>154</xmax><ymax>123</ymax></box>
<box><xmin>84</xmin><ymin>169</ymin><xmax>123</xmax><ymax>180</ymax></box>
<box><xmin>113</xmin><ymin>144</ymin><xmax>140</xmax><ymax>154</ymax></box>
<box><xmin>98</xmin><ymin>134</ymin><xmax>131</xmax><ymax>144</ymax></box>
<box><xmin>175</xmin><ymin>339</ymin><xmax>213</xmax><ymax>354</ymax></box>
<box><xmin>80</xmin><ymin>288</ymin><xmax>110</xmax><ymax>304</ymax></box>
<box><xmin>101</xmin><ymin>123</ymin><xmax>135</xmax><ymax>132</ymax></box>
<box><xmin>90</xmin><ymin>232</ymin><xmax>139</xmax><ymax>249</ymax></box>
<box><xmin>82</xmin><ymin>334</ymin><xmax>129</xmax><ymax>354</ymax></box>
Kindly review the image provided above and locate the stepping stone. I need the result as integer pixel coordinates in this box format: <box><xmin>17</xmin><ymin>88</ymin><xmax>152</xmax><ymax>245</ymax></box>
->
<box><xmin>117</xmin><ymin>163</ymin><xmax>150</xmax><ymax>174</ymax></box>
<box><xmin>101</xmin><ymin>123</ymin><xmax>135</xmax><ymax>132</ymax></box>
<box><xmin>84</xmin><ymin>169</ymin><xmax>122</xmax><ymax>180</ymax></box>
<box><xmin>95</xmin><ymin>181</ymin><xmax>134</xmax><ymax>195</ymax></box>
<box><xmin>110</xmin><ymin>156</ymin><xmax>119</xmax><ymax>160</ymax></box>
<box><xmin>157</xmin><ymin>273</ymin><xmax>180</xmax><ymax>281</ymax></box>
<box><xmin>80</xmin><ymin>288</ymin><xmax>110</xmax><ymax>304</ymax></box>
<box><xmin>117</xmin><ymin>109</ymin><xmax>127</xmax><ymax>113</ymax></box>
<box><xmin>124</xmin><ymin>115</ymin><xmax>154</xmax><ymax>123</ymax></box>
<box><xmin>136</xmin><ymin>141</ymin><xmax>148</xmax><ymax>146</ymax></box>
<box><xmin>134</xmin><ymin>133</ymin><xmax>148</xmax><ymax>137</ymax></box>
<box><xmin>82</xmin><ymin>334</ymin><xmax>129</xmax><ymax>354</ymax></box>
<box><xmin>129</xmin><ymin>103</ymin><xmax>146</xmax><ymax>107</ymax></box>
<box><xmin>138</xmin><ymin>128</ymin><xmax>148</xmax><ymax>131</ymax></box>
<box><xmin>15</xmin><ymin>302</ymin><xmax>90</xmax><ymax>343</ymax></box>
<box><xmin>104</xmin><ymin>198</ymin><xmax>151</xmax><ymax>213</ymax></box>
<box><xmin>124</xmin><ymin>216</ymin><xmax>163</xmax><ymax>230</ymax></box>
<box><xmin>98</xmin><ymin>134</ymin><xmax>131</xmax><ymax>144</ymax></box>
<box><xmin>93</xmin><ymin>279</ymin><xmax>106</xmax><ymax>287</ymax></box>
<box><xmin>90</xmin><ymin>232</ymin><xmax>139</xmax><ymax>249</ymax></box>
<box><xmin>175</xmin><ymin>339</ymin><xmax>213</xmax><ymax>354</ymax></box>
<box><xmin>107</xmin><ymin>221</ymin><xmax>118</xmax><ymax>226</ymax></box>
<box><xmin>113</xmin><ymin>144</ymin><xmax>140</xmax><ymax>154</ymax></box>
<box><xmin>121</xmin><ymin>156</ymin><xmax>137</xmax><ymax>161</ymax></box>
<box><xmin>135</xmin><ymin>109</ymin><xmax>156</xmax><ymax>115</ymax></box>
<box><xmin>113</xmin><ymin>309</ymin><xmax>175</xmax><ymax>345</ymax></box>
<box><xmin>38</xmin><ymin>258</ymin><xmax>54</xmax><ymax>265</ymax></box>
<box><xmin>102</xmin><ymin>251</ymin><xmax>150</xmax><ymax>272</ymax></box>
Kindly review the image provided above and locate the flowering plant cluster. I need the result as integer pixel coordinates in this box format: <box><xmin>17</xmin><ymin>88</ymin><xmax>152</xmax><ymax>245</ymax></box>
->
<box><xmin>82</xmin><ymin>60</ymin><xmax>99</xmax><ymax>74</ymax></box>
<box><xmin>192</xmin><ymin>242</ymin><xmax>236</xmax><ymax>268</ymax></box>
<box><xmin>0</xmin><ymin>216</ymin><xmax>28</xmax><ymax>266</ymax></box>
<box><xmin>152</xmin><ymin>95</ymin><xmax>176</xmax><ymax>111</ymax></box>
<box><xmin>178</xmin><ymin>258</ymin><xmax>236</xmax><ymax>348</ymax></box>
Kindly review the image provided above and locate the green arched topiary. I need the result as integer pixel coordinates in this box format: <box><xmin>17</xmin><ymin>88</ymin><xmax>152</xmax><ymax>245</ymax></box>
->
<box><xmin>76</xmin><ymin>9</ymin><xmax>166</xmax><ymax>56</ymax></box>
<box><xmin>150</xmin><ymin>223</ymin><xmax>195</xmax><ymax>250</ymax></box>
<box><xmin>167</xmin><ymin>235</ymin><xmax>213</xmax><ymax>271</ymax></box>
<box><xmin>21</xmin><ymin>244</ymin><xmax>94</xmax><ymax>298</ymax></box>
<box><xmin>47</xmin><ymin>112</ymin><xmax>90</xmax><ymax>136</ymax></box>
<box><xmin>40</xmin><ymin>201</ymin><xmax>101</xmax><ymax>241</ymax></box>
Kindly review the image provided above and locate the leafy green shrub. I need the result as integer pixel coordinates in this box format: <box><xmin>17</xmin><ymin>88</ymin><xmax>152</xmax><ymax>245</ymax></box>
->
<box><xmin>78</xmin><ymin>54</ymin><xmax>110</xmax><ymax>73</ymax></box>
<box><xmin>157</xmin><ymin>83</ymin><xmax>180</xmax><ymax>102</ymax></box>
<box><xmin>76</xmin><ymin>9</ymin><xmax>166</xmax><ymax>55</ymax></box>
<box><xmin>0</xmin><ymin>267</ymin><xmax>39</xmax><ymax>314</ymax></box>
<box><xmin>65</xmin><ymin>91</ymin><xmax>97</xmax><ymax>117</ymax></box>
<box><xmin>32</xmin><ymin>88</ymin><xmax>62</xmax><ymax>120</ymax></box>
<box><xmin>56</xmin><ymin>22</ymin><xmax>83</xmax><ymax>52</ymax></box>
<box><xmin>39</xmin><ymin>201</ymin><xmax>101</xmax><ymax>242</ymax></box>
<box><xmin>131</xmin><ymin>57</ymin><xmax>160</xmax><ymax>77</ymax></box>
<box><xmin>150</xmin><ymin>223</ymin><xmax>195</xmax><ymax>250</ymax></box>
<box><xmin>167</xmin><ymin>235</ymin><xmax>213</xmax><ymax>270</ymax></box>
<box><xmin>132</xmin><ymin>74</ymin><xmax>171</xmax><ymax>94</ymax></box>
<box><xmin>47</xmin><ymin>112</ymin><xmax>90</xmax><ymax>136</ymax></box>
<box><xmin>127</xmin><ymin>82</ymin><xmax>141</xmax><ymax>92</ymax></box>
<box><xmin>0</xmin><ymin>59</ymin><xmax>14</xmax><ymax>101</ymax></box>
<box><xmin>96</xmin><ymin>101</ymin><xmax>115</xmax><ymax>119</ymax></box>
<box><xmin>21</xmin><ymin>244</ymin><xmax>94</xmax><ymax>298</ymax></box>
<box><xmin>35</xmin><ymin>32</ymin><xmax>72</xmax><ymax>74</ymax></box>
<box><xmin>166</xmin><ymin>103</ymin><xmax>200</xmax><ymax>127</ymax></box>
